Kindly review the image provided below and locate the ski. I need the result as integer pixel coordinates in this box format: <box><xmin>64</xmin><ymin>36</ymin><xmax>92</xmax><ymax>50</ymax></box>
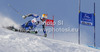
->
<box><xmin>4</xmin><ymin>26</ymin><xmax>46</xmax><ymax>37</ymax></box>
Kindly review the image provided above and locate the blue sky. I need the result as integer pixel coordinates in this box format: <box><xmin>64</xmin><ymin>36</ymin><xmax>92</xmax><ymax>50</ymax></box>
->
<box><xmin>0</xmin><ymin>0</ymin><xmax>100</xmax><ymax>48</ymax></box>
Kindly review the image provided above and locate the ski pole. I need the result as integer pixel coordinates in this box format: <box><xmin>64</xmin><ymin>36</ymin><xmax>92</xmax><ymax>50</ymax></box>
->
<box><xmin>8</xmin><ymin>4</ymin><xmax>23</xmax><ymax>16</ymax></box>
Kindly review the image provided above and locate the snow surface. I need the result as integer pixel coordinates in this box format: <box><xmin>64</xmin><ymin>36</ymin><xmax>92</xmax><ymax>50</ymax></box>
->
<box><xmin>0</xmin><ymin>15</ymin><xmax>100</xmax><ymax>52</ymax></box>
<box><xmin>0</xmin><ymin>28</ymin><xmax>100</xmax><ymax>52</ymax></box>
<box><xmin>0</xmin><ymin>14</ymin><xmax>19</xmax><ymax>28</ymax></box>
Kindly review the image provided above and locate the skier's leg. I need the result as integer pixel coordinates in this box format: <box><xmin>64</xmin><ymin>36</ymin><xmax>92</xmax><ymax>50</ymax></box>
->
<box><xmin>29</xmin><ymin>23</ymin><xmax>38</xmax><ymax>34</ymax></box>
<box><xmin>21</xmin><ymin>20</ymin><xmax>32</xmax><ymax>30</ymax></box>
<box><xmin>21</xmin><ymin>20</ymin><xmax>31</xmax><ymax>28</ymax></box>
<box><xmin>20</xmin><ymin>20</ymin><xmax>31</xmax><ymax>32</ymax></box>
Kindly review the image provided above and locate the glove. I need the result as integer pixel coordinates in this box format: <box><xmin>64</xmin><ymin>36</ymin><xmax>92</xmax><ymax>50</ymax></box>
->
<box><xmin>22</xmin><ymin>15</ymin><xmax>27</xmax><ymax>19</ymax></box>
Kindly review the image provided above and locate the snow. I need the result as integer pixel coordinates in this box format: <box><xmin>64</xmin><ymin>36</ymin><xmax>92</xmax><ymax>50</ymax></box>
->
<box><xmin>0</xmin><ymin>14</ymin><xmax>19</xmax><ymax>28</ymax></box>
<box><xmin>0</xmin><ymin>28</ymin><xmax>100</xmax><ymax>52</ymax></box>
<box><xmin>0</xmin><ymin>15</ymin><xmax>100</xmax><ymax>52</ymax></box>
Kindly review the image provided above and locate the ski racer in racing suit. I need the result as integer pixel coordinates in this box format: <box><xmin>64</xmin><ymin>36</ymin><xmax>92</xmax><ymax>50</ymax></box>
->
<box><xmin>21</xmin><ymin>13</ymin><xmax>47</xmax><ymax>37</ymax></box>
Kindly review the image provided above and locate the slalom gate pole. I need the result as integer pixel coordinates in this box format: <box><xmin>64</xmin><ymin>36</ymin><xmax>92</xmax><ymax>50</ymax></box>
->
<box><xmin>94</xmin><ymin>2</ymin><xmax>96</xmax><ymax>47</ymax></box>
<box><xmin>78</xmin><ymin>0</ymin><xmax>81</xmax><ymax>45</ymax></box>
<box><xmin>53</xmin><ymin>16</ymin><xmax>54</xmax><ymax>39</ymax></box>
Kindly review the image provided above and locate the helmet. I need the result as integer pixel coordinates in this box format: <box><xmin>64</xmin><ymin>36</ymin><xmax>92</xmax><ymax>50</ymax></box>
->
<box><xmin>41</xmin><ymin>14</ymin><xmax>47</xmax><ymax>19</ymax></box>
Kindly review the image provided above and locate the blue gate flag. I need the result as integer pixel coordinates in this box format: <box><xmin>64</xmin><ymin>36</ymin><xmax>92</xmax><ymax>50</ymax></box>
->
<box><xmin>79</xmin><ymin>11</ymin><xmax>95</xmax><ymax>26</ymax></box>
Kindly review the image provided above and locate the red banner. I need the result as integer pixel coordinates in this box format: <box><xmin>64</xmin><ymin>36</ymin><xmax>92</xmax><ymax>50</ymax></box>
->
<box><xmin>46</xmin><ymin>16</ymin><xmax>54</xmax><ymax>38</ymax></box>
<box><xmin>46</xmin><ymin>19</ymin><xmax>54</xmax><ymax>27</ymax></box>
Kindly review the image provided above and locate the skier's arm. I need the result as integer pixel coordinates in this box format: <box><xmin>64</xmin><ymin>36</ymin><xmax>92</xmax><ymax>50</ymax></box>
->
<box><xmin>22</xmin><ymin>14</ymin><xmax>39</xmax><ymax>19</ymax></box>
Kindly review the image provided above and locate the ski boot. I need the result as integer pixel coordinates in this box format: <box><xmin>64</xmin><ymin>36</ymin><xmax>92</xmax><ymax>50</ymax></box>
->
<box><xmin>44</xmin><ymin>34</ymin><xmax>47</xmax><ymax>37</ymax></box>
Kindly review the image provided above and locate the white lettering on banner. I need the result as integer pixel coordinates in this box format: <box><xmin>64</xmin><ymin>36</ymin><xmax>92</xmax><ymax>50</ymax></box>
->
<box><xmin>84</xmin><ymin>14</ymin><xmax>90</xmax><ymax>18</ymax></box>
<box><xmin>81</xmin><ymin>21</ymin><xmax>92</xmax><ymax>26</ymax></box>
<box><xmin>46</xmin><ymin>21</ymin><xmax>53</xmax><ymax>25</ymax></box>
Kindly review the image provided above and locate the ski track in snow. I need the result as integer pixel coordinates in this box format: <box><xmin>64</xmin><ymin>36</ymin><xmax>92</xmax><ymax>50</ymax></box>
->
<box><xmin>0</xmin><ymin>14</ymin><xmax>100</xmax><ymax>52</ymax></box>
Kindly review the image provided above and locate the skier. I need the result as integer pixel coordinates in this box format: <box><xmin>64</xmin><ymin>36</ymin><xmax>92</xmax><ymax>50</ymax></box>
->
<box><xmin>21</xmin><ymin>13</ymin><xmax>47</xmax><ymax>37</ymax></box>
